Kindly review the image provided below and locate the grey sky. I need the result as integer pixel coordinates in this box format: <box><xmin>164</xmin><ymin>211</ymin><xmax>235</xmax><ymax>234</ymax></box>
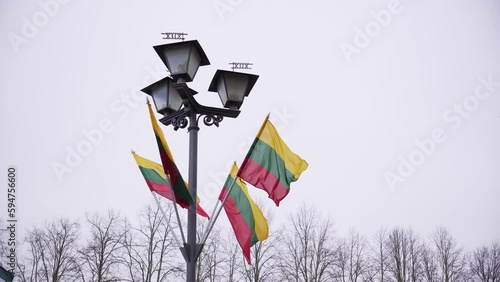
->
<box><xmin>1</xmin><ymin>0</ymin><xmax>499</xmax><ymax>249</ymax></box>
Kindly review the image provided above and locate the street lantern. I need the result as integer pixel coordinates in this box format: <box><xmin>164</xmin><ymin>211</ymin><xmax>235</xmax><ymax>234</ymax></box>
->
<box><xmin>153</xmin><ymin>40</ymin><xmax>210</xmax><ymax>82</ymax></box>
<box><xmin>141</xmin><ymin>77</ymin><xmax>185</xmax><ymax>115</ymax></box>
<box><xmin>143</xmin><ymin>38</ymin><xmax>258</xmax><ymax>282</ymax></box>
<box><xmin>208</xmin><ymin>70</ymin><xmax>259</xmax><ymax>109</ymax></box>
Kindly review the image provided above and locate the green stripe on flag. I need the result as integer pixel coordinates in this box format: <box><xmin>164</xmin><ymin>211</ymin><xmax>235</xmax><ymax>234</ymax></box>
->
<box><xmin>0</xmin><ymin>266</ymin><xmax>13</xmax><ymax>282</ymax></box>
<box><xmin>225</xmin><ymin>175</ymin><xmax>258</xmax><ymax>244</ymax></box>
<box><xmin>138</xmin><ymin>166</ymin><xmax>167</xmax><ymax>184</ymax></box>
<box><xmin>249</xmin><ymin>138</ymin><xmax>296</xmax><ymax>189</ymax></box>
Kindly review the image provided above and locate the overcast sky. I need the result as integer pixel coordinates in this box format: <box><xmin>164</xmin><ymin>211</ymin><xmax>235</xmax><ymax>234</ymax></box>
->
<box><xmin>1</xmin><ymin>0</ymin><xmax>499</xmax><ymax>249</ymax></box>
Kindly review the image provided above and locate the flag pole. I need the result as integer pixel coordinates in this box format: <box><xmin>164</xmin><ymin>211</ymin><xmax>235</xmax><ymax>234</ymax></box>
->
<box><xmin>207</xmin><ymin>198</ymin><xmax>220</xmax><ymax>222</ymax></box>
<box><xmin>203</xmin><ymin>194</ymin><xmax>222</xmax><ymax>236</ymax></box>
<box><xmin>165</xmin><ymin>175</ymin><xmax>187</xmax><ymax>245</ymax></box>
<box><xmin>152</xmin><ymin>191</ymin><xmax>183</xmax><ymax>249</ymax></box>
<box><xmin>200</xmin><ymin>169</ymin><xmax>239</xmax><ymax>246</ymax></box>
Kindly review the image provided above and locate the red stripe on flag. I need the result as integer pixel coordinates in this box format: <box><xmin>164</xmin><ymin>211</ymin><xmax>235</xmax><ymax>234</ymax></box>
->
<box><xmin>146</xmin><ymin>180</ymin><xmax>209</xmax><ymax>218</ymax></box>
<box><xmin>221</xmin><ymin>188</ymin><xmax>252</xmax><ymax>264</ymax></box>
<box><xmin>196</xmin><ymin>204</ymin><xmax>210</xmax><ymax>219</ymax></box>
<box><xmin>146</xmin><ymin>180</ymin><xmax>187</xmax><ymax>208</ymax></box>
<box><xmin>238</xmin><ymin>157</ymin><xmax>289</xmax><ymax>206</ymax></box>
<box><xmin>145</xmin><ymin>180</ymin><xmax>172</xmax><ymax>197</ymax></box>
<box><xmin>158</xmin><ymin>149</ymin><xmax>179</xmax><ymax>184</ymax></box>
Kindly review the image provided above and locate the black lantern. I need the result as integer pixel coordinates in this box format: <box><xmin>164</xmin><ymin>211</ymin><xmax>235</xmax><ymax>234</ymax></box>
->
<box><xmin>153</xmin><ymin>40</ymin><xmax>210</xmax><ymax>82</ymax></box>
<box><xmin>141</xmin><ymin>77</ymin><xmax>184</xmax><ymax>115</ymax></box>
<box><xmin>208</xmin><ymin>70</ymin><xmax>259</xmax><ymax>109</ymax></box>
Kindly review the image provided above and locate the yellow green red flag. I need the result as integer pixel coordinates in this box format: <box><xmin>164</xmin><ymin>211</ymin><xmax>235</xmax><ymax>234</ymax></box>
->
<box><xmin>220</xmin><ymin>162</ymin><xmax>268</xmax><ymax>264</ymax></box>
<box><xmin>132</xmin><ymin>152</ymin><xmax>209</xmax><ymax>218</ymax></box>
<box><xmin>147</xmin><ymin>101</ymin><xmax>195</xmax><ymax>207</ymax></box>
<box><xmin>238</xmin><ymin>116</ymin><xmax>308</xmax><ymax>206</ymax></box>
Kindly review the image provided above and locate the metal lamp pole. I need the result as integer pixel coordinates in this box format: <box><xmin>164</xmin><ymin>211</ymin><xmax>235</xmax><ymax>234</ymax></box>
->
<box><xmin>142</xmin><ymin>38</ymin><xmax>258</xmax><ymax>282</ymax></box>
<box><xmin>186</xmin><ymin>109</ymin><xmax>199</xmax><ymax>282</ymax></box>
<box><xmin>159</xmin><ymin>82</ymin><xmax>241</xmax><ymax>282</ymax></box>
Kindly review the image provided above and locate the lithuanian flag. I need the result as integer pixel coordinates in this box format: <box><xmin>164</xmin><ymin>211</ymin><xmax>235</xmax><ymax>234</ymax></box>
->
<box><xmin>132</xmin><ymin>152</ymin><xmax>209</xmax><ymax>218</ymax></box>
<box><xmin>220</xmin><ymin>162</ymin><xmax>268</xmax><ymax>264</ymax></box>
<box><xmin>147</xmin><ymin>101</ymin><xmax>194</xmax><ymax>207</ymax></box>
<box><xmin>238</xmin><ymin>116</ymin><xmax>308</xmax><ymax>206</ymax></box>
<box><xmin>0</xmin><ymin>266</ymin><xmax>13</xmax><ymax>282</ymax></box>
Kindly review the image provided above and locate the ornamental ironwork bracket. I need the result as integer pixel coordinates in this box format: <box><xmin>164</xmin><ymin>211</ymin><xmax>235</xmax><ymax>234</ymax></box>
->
<box><xmin>159</xmin><ymin>83</ymin><xmax>240</xmax><ymax>130</ymax></box>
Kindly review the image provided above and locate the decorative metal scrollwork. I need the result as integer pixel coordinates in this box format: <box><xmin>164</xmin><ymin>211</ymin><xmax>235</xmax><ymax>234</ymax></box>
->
<box><xmin>172</xmin><ymin>116</ymin><xmax>189</xmax><ymax>131</ymax></box>
<box><xmin>201</xmin><ymin>114</ymin><xmax>223</xmax><ymax>127</ymax></box>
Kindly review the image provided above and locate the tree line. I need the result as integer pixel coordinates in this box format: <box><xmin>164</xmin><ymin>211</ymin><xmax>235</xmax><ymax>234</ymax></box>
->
<box><xmin>1</xmin><ymin>203</ymin><xmax>498</xmax><ymax>282</ymax></box>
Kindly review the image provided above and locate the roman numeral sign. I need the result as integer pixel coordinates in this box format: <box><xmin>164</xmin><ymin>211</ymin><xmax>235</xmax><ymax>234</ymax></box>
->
<box><xmin>161</xmin><ymin>32</ymin><xmax>188</xmax><ymax>41</ymax></box>
<box><xmin>229</xmin><ymin>62</ymin><xmax>253</xmax><ymax>70</ymax></box>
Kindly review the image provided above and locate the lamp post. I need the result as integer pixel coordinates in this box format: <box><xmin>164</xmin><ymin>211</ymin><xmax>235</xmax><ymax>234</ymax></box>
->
<box><xmin>141</xmin><ymin>39</ymin><xmax>258</xmax><ymax>282</ymax></box>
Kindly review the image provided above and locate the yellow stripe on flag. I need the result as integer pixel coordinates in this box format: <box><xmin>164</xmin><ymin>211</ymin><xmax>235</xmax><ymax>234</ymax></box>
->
<box><xmin>230</xmin><ymin>163</ymin><xmax>269</xmax><ymax>242</ymax></box>
<box><xmin>255</xmin><ymin>117</ymin><xmax>308</xmax><ymax>180</ymax></box>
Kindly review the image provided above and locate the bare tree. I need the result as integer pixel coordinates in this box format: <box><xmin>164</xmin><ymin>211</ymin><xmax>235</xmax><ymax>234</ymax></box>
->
<box><xmin>12</xmin><ymin>201</ymin><xmax>499</xmax><ymax>282</ymax></box>
<box><xmin>241</xmin><ymin>236</ymin><xmax>280</xmax><ymax>282</ymax></box>
<box><xmin>432</xmin><ymin>227</ymin><xmax>466</xmax><ymax>282</ymax></box>
<box><xmin>406</xmin><ymin>229</ymin><xmax>423</xmax><ymax>282</ymax></box>
<box><xmin>279</xmin><ymin>204</ymin><xmax>335</xmax><ymax>282</ymax></box>
<box><xmin>384</xmin><ymin>228</ymin><xmax>423</xmax><ymax>282</ymax></box>
<box><xmin>17</xmin><ymin>218</ymin><xmax>81</xmax><ymax>282</ymax></box>
<box><xmin>223</xmin><ymin>240</ymin><xmax>243</xmax><ymax>282</ymax></box>
<box><xmin>196</xmin><ymin>220</ymin><xmax>222</xmax><ymax>282</ymax></box>
<box><xmin>330</xmin><ymin>228</ymin><xmax>373</xmax><ymax>282</ymax></box>
<box><xmin>372</xmin><ymin>228</ymin><xmax>391</xmax><ymax>282</ymax></box>
<box><xmin>120</xmin><ymin>203</ymin><xmax>180</xmax><ymax>282</ymax></box>
<box><xmin>241</xmin><ymin>204</ymin><xmax>279</xmax><ymax>282</ymax></box>
<box><xmin>79</xmin><ymin>210</ymin><xmax>125</xmax><ymax>282</ymax></box>
<box><xmin>0</xmin><ymin>220</ymin><xmax>10</xmax><ymax>268</ymax></box>
<box><xmin>371</xmin><ymin>228</ymin><xmax>390</xmax><ymax>282</ymax></box>
<box><xmin>469</xmin><ymin>242</ymin><xmax>500</xmax><ymax>282</ymax></box>
<box><xmin>0</xmin><ymin>219</ymin><xmax>15</xmax><ymax>277</ymax></box>
<box><xmin>421</xmin><ymin>243</ymin><xmax>438</xmax><ymax>282</ymax></box>
<box><xmin>386</xmin><ymin>228</ymin><xmax>409</xmax><ymax>282</ymax></box>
